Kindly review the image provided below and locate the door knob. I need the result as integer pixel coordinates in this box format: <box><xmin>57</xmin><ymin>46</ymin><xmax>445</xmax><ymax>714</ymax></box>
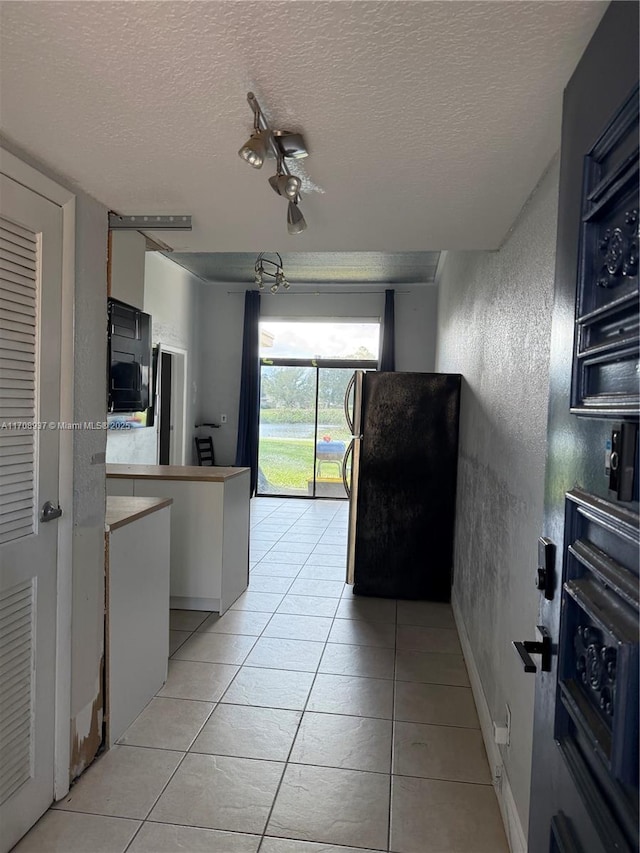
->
<box><xmin>41</xmin><ymin>500</ymin><xmax>63</xmax><ymax>522</ymax></box>
<box><xmin>513</xmin><ymin>625</ymin><xmax>552</xmax><ymax>673</ymax></box>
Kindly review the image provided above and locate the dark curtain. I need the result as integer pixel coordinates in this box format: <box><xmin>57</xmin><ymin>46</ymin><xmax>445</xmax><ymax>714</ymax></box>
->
<box><xmin>378</xmin><ymin>288</ymin><xmax>396</xmax><ymax>371</ymax></box>
<box><xmin>235</xmin><ymin>290</ymin><xmax>261</xmax><ymax>494</ymax></box>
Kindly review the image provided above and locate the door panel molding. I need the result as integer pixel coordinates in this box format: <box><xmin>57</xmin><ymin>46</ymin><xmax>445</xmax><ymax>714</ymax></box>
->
<box><xmin>558</xmin><ymin>738</ymin><xmax>632</xmax><ymax>853</ymax></box>
<box><xmin>572</xmin><ymin>84</ymin><xmax>639</xmax><ymax>417</ymax></box>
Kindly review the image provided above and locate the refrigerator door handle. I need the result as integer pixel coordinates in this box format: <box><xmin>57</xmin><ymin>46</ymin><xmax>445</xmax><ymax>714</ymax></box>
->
<box><xmin>344</xmin><ymin>372</ymin><xmax>355</xmax><ymax>435</ymax></box>
<box><xmin>346</xmin><ymin>435</ymin><xmax>361</xmax><ymax>586</ymax></box>
<box><xmin>343</xmin><ymin>439</ymin><xmax>354</xmax><ymax>498</ymax></box>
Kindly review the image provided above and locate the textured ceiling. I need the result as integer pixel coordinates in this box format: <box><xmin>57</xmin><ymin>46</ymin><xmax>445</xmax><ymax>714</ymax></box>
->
<box><xmin>170</xmin><ymin>251</ymin><xmax>440</xmax><ymax>285</ymax></box>
<box><xmin>0</xmin><ymin>1</ymin><xmax>606</xmax><ymax>253</ymax></box>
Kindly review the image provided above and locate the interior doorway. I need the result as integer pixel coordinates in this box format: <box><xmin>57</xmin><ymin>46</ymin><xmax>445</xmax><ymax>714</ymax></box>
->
<box><xmin>156</xmin><ymin>346</ymin><xmax>187</xmax><ymax>465</ymax></box>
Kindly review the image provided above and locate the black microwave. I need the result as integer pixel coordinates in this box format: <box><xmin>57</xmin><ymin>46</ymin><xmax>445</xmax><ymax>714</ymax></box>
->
<box><xmin>107</xmin><ymin>298</ymin><xmax>151</xmax><ymax>413</ymax></box>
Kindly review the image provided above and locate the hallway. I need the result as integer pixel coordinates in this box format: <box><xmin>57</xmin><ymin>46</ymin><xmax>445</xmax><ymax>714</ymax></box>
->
<box><xmin>14</xmin><ymin>498</ymin><xmax>508</xmax><ymax>853</ymax></box>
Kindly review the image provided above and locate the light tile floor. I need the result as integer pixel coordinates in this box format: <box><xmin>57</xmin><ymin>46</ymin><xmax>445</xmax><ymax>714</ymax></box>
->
<box><xmin>14</xmin><ymin>497</ymin><xmax>509</xmax><ymax>853</ymax></box>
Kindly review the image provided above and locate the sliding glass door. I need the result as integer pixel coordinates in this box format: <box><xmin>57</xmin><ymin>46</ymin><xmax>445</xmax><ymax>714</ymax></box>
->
<box><xmin>258</xmin><ymin>365</ymin><xmax>316</xmax><ymax>496</ymax></box>
<box><xmin>257</xmin><ymin>319</ymin><xmax>379</xmax><ymax>498</ymax></box>
<box><xmin>258</xmin><ymin>362</ymin><xmax>367</xmax><ymax>498</ymax></box>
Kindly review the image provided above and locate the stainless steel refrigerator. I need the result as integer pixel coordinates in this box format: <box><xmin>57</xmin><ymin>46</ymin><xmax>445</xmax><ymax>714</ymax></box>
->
<box><xmin>343</xmin><ymin>371</ymin><xmax>461</xmax><ymax>601</ymax></box>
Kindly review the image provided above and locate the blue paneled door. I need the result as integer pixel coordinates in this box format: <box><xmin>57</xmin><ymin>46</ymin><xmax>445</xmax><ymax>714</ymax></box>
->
<box><xmin>526</xmin><ymin>4</ymin><xmax>639</xmax><ymax>852</ymax></box>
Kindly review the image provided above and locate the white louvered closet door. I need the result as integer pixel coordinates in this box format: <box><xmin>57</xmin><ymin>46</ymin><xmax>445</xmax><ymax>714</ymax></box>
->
<box><xmin>0</xmin><ymin>174</ymin><xmax>63</xmax><ymax>853</ymax></box>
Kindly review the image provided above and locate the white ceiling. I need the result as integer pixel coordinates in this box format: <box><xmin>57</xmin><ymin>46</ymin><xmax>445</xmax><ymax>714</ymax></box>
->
<box><xmin>1</xmin><ymin>1</ymin><xmax>606</xmax><ymax>254</ymax></box>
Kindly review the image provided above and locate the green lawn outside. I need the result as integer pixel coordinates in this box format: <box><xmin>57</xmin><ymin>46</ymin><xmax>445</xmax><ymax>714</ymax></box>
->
<box><xmin>259</xmin><ymin>437</ymin><xmax>315</xmax><ymax>491</ymax></box>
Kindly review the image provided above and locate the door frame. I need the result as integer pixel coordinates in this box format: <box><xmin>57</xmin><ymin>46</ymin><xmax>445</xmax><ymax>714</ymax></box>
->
<box><xmin>0</xmin><ymin>147</ymin><xmax>76</xmax><ymax>801</ymax></box>
<box><xmin>156</xmin><ymin>344</ymin><xmax>188</xmax><ymax>465</ymax></box>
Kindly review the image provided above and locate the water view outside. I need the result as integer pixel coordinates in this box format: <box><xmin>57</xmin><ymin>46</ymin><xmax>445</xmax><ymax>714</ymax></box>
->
<box><xmin>257</xmin><ymin>321</ymin><xmax>379</xmax><ymax>497</ymax></box>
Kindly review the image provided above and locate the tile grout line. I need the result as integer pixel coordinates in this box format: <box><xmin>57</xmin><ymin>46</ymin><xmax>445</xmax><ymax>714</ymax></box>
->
<box><xmin>255</xmin><ymin>508</ymin><xmax>335</xmax><ymax>848</ymax></box>
<box><xmin>256</xmin><ymin>503</ymin><xmax>347</xmax><ymax>851</ymax></box>
<box><xmin>121</xmin><ymin>619</ymin><xmax>216</xmax><ymax>853</ymax></box>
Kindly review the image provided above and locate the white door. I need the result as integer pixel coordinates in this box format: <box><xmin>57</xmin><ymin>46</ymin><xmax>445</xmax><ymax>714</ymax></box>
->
<box><xmin>0</xmin><ymin>175</ymin><xmax>63</xmax><ymax>852</ymax></box>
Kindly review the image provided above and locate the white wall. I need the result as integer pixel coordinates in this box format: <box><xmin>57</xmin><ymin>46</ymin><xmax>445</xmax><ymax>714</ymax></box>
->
<box><xmin>106</xmin><ymin>253</ymin><xmax>202</xmax><ymax>465</ymax></box>
<box><xmin>435</xmin><ymin>155</ymin><xmax>559</xmax><ymax>843</ymax></box>
<box><xmin>198</xmin><ymin>285</ymin><xmax>438</xmax><ymax>465</ymax></box>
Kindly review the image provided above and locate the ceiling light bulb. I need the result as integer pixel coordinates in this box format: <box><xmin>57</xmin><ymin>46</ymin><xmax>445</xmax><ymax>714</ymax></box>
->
<box><xmin>270</xmin><ymin>282</ymin><xmax>279</xmax><ymax>294</ymax></box>
<box><xmin>269</xmin><ymin>173</ymin><xmax>302</xmax><ymax>200</ymax></box>
<box><xmin>287</xmin><ymin>201</ymin><xmax>307</xmax><ymax>235</ymax></box>
<box><xmin>238</xmin><ymin>131</ymin><xmax>268</xmax><ymax>169</ymax></box>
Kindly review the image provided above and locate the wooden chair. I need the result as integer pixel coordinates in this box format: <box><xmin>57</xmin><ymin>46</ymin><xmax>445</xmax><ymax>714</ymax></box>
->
<box><xmin>194</xmin><ymin>436</ymin><xmax>215</xmax><ymax>466</ymax></box>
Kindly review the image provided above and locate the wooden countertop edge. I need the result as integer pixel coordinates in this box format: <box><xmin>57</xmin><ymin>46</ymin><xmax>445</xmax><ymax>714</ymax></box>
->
<box><xmin>106</xmin><ymin>464</ymin><xmax>249</xmax><ymax>482</ymax></box>
<box><xmin>105</xmin><ymin>496</ymin><xmax>173</xmax><ymax>532</ymax></box>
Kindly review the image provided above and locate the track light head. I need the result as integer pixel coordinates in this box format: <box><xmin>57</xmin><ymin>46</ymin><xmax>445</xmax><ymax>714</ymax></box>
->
<box><xmin>238</xmin><ymin>130</ymin><xmax>269</xmax><ymax>168</ymax></box>
<box><xmin>270</xmin><ymin>282</ymin><xmax>279</xmax><ymax>294</ymax></box>
<box><xmin>287</xmin><ymin>201</ymin><xmax>307</xmax><ymax>235</ymax></box>
<box><xmin>269</xmin><ymin>173</ymin><xmax>302</xmax><ymax>200</ymax></box>
<box><xmin>241</xmin><ymin>93</ymin><xmax>312</xmax><ymax>234</ymax></box>
<box><xmin>273</xmin><ymin>131</ymin><xmax>308</xmax><ymax>159</ymax></box>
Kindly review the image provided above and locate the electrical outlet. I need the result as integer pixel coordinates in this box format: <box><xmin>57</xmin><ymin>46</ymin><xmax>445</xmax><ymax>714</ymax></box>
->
<box><xmin>221</xmin><ymin>414</ymin><xmax>227</xmax><ymax>424</ymax></box>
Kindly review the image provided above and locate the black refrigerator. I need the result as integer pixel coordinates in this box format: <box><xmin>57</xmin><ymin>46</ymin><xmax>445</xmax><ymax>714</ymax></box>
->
<box><xmin>344</xmin><ymin>371</ymin><xmax>461</xmax><ymax>601</ymax></box>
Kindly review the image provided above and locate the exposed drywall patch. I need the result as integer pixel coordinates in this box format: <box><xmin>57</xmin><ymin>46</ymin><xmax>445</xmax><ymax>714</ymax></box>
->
<box><xmin>69</xmin><ymin>667</ymin><xmax>103</xmax><ymax>782</ymax></box>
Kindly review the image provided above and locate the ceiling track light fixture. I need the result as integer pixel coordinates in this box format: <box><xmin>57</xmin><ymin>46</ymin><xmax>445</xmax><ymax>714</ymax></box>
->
<box><xmin>238</xmin><ymin>92</ymin><xmax>309</xmax><ymax>235</ymax></box>
<box><xmin>254</xmin><ymin>252</ymin><xmax>290</xmax><ymax>293</ymax></box>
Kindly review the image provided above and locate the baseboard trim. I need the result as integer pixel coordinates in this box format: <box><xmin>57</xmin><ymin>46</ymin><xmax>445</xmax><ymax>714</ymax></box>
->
<box><xmin>170</xmin><ymin>595</ymin><xmax>220</xmax><ymax>612</ymax></box>
<box><xmin>452</xmin><ymin>589</ymin><xmax>528</xmax><ymax>853</ymax></box>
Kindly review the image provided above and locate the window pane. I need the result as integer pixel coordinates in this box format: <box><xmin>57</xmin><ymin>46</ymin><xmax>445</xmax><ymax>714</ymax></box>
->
<box><xmin>260</xmin><ymin>321</ymin><xmax>379</xmax><ymax>360</ymax></box>
<box><xmin>258</xmin><ymin>365</ymin><xmax>316</xmax><ymax>496</ymax></box>
<box><xmin>315</xmin><ymin>367</ymin><xmax>352</xmax><ymax>498</ymax></box>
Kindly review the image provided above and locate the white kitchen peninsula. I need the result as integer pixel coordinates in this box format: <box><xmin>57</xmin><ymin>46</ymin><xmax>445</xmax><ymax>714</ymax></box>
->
<box><xmin>106</xmin><ymin>464</ymin><xmax>250</xmax><ymax>614</ymax></box>
<box><xmin>105</xmin><ymin>496</ymin><xmax>172</xmax><ymax>745</ymax></box>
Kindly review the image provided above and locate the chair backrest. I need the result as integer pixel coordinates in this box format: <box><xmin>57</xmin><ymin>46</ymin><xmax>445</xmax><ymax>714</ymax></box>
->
<box><xmin>195</xmin><ymin>436</ymin><xmax>215</xmax><ymax>466</ymax></box>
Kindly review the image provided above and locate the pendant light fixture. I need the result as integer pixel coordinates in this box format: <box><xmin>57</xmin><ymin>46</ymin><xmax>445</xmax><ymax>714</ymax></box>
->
<box><xmin>238</xmin><ymin>92</ymin><xmax>309</xmax><ymax>235</ymax></box>
<box><xmin>254</xmin><ymin>252</ymin><xmax>290</xmax><ymax>293</ymax></box>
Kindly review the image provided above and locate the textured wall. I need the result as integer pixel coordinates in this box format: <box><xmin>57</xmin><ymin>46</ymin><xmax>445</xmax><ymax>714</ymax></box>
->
<box><xmin>436</xmin><ymin>155</ymin><xmax>559</xmax><ymax>832</ymax></box>
<box><xmin>198</xmin><ymin>286</ymin><xmax>438</xmax><ymax>465</ymax></box>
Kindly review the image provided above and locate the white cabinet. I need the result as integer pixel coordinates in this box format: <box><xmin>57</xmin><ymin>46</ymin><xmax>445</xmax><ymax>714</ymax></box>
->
<box><xmin>105</xmin><ymin>497</ymin><xmax>171</xmax><ymax>746</ymax></box>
